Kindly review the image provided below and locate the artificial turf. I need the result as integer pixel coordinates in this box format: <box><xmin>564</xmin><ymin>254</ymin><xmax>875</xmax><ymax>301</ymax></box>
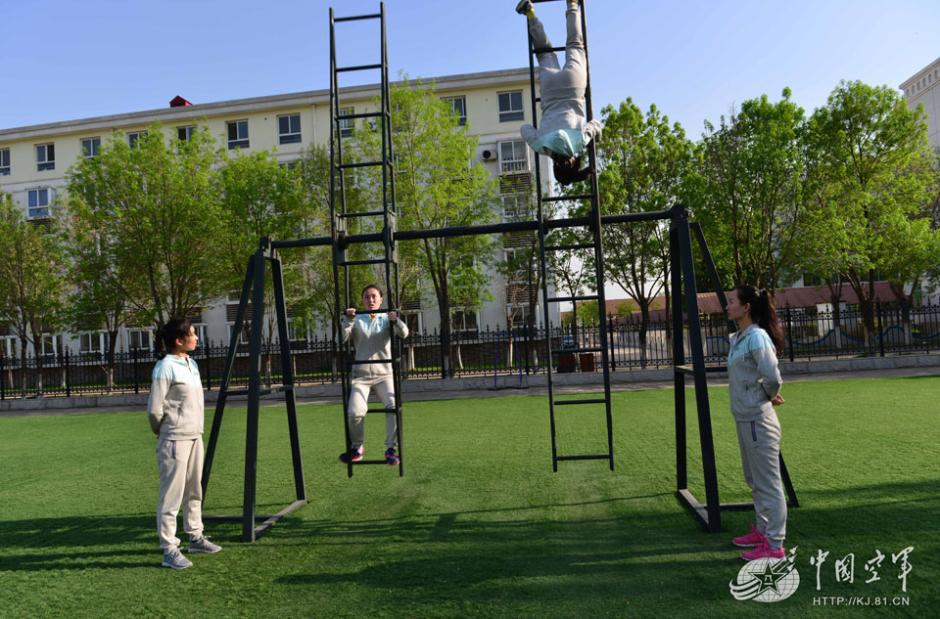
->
<box><xmin>1</xmin><ymin>375</ymin><xmax>937</xmax><ymax>617</ymax></box>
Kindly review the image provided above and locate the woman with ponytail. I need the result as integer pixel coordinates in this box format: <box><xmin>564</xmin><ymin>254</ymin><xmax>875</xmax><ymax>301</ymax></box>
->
<box><xmin>725</xmin><ymin>285</ymin><xmax>788</xmax><ymax>561</ymax></box>
<box><xmin>148</xmin><ymin>317</ymin><xmax>221</xmax><ymax>570</ymax></box>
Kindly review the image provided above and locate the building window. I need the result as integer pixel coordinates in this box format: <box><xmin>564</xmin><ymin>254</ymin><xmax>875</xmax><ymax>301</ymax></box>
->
<box><xmin>450</xmin><ymin>308</ymin><xmax>480</xmax><ymax>336</ymax></box>
<box><xmin>442</xmin><ymin>95</ymin><xmax>467</xmax><ymax>126</ymax></box>
<box><xmin>227</xmin><ymin>120</ymin><xmax>249</xmax><ymax>149</ymax></box>
<box><xmin>40</xmin><ymin>334</ymin><xmax>57</xmax><ymax>357</ymax></box>
<box><xmin>27</xmin><ymin>188</ymin><xmax>51</xmax><ymax>219</ymax></box>
<box><xmin>126</xmin><ymin>329</ymin><xmax>152</xmax><ymax>352</ymax></box>
<box><xmin>81</xmin><ymin>137</ymin><xmax>101</xmax><ymax>158</ymax></box>
<box><xmin>0</xmin><ymin>148</ymin><xmax>9</xmax><ymax>175</ymax></box>
<box><xmin>1</xmin><ymin>336</ymin><xmax>18</xmax><ymax>358</ymax></box>
<box><xmin>127</xmin><ymin>131</ymin><xmax>147</xmax><ymax>148</ymax></box>
<box><xmin>79</xmin><ymin>332</ymin><xmax>104</xmax><ymax>355</ymax></box>
<box><xmin>498</xmin><ymin>140</ymin><xmax>528</xmax><ymax>174</ymax></box>
<box><xmin>498</xmin><ymin>91</ymin><xmax>524</xmax><ymax>122</ymax></box>
<box><xmin>194</xmin><ymin>324</ymin><xmax>208</xmax><ymax>345</ymax></box>
<box><xmin>177</xmin><ymin>126</ymin><xmax>195</xmax><ymax>142</ymax></box>
<box><xmin>338</xmin><ymin>107</ymin><xmax>354</xmax><ymax>138</ymax></box>
<box><xmin>501</xmin><ymin>193</ymin><xmax>531</xmax><ymax>221</ymax></box>
<box><xmin>36</xmin><ymin>143</ymin><xmax>55</xmax><ymax>171</ymax></box>
<box><xmin>278</xmin><ymin>114</ymin><xmax>302</xmax><ymax>145</ymax></box>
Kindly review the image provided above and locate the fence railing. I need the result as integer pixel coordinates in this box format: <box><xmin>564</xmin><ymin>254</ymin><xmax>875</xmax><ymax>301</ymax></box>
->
<box><xmin>1</xmin><ymin>303</ymin><xmax>938</xmax><ymax>400</ymax></box>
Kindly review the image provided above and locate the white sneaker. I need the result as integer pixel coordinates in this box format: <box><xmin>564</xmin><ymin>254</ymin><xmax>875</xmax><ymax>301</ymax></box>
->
<box><xmin>188</xmin><ymin>535</ymin><xmax>222</xmax><ymax>554</ymax></box>
<box><xmin>162</xmin><ymin>547</ymin><xmax>193</xmax><ymax>570</ymax></box>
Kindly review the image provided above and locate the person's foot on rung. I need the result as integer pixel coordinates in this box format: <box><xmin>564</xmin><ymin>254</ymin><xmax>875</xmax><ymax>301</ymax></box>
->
<box><xmin>385</xmin><ymin>447</ymin><xmax>400</xmax><ymax>466</ymax></box>
<box><xmin>515</xmin><ymin>1</ymin><xmax>534</xmax><ymax>16</ymax></box>
<box><xmin>339</xmin><ymin>446</ymin><xmax>363</xmax><ymax>464</ymax></box>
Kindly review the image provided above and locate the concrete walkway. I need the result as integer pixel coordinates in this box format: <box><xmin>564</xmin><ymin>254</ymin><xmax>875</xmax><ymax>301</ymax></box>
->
<box><xmin>2</xmin><ymin>364</ymin><xmax>936</xmax><ymax>418</ymax></box>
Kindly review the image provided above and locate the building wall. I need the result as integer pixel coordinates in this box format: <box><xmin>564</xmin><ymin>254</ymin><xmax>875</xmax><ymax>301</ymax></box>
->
<box><xmin>901</xmin><ymin>57</ymin><xmax>940</xmax><ymax>304</ymax></box>
<box><xmin>0</xmin><ymin>68</ymin><xmax>559</xmax><ymax>354</ymax></box>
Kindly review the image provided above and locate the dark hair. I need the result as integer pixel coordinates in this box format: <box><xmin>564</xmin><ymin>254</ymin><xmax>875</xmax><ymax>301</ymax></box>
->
<box><xmin>361</xmin><ymin>284</ymin><xmax>383</xmax><ymax>298</ymax></box>
<box><xmin>155</xmin><ymin>317</ymin><xmax>193</xmax><ymax>359</ymax></box>
<box><xmin>552</xmin><ymin>155</ymin><xmax>592</xmax><ymax>186</ymax></box>
<box><xmin>735</xmin><ymin>285</ymin><xmax>784</xmax><ymax>356</ymax></box>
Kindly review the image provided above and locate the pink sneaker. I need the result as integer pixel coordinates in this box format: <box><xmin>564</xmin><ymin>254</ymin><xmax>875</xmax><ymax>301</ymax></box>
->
<box><xmin>741</xmin><ymin>541</ymin><xmax>785</xmax><ymax>561</ymax></box>
<box><xmin>732</xmin><ymin>525</ymin><xmax>767</xmax><ymax>548</ymax></box>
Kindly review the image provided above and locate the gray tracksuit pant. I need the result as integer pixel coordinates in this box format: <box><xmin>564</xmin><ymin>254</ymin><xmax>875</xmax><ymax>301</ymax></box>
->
<box><xmin>735</xmin><ymin>413</ymin><xmax>787</xmax><ymax>547</ymax></box>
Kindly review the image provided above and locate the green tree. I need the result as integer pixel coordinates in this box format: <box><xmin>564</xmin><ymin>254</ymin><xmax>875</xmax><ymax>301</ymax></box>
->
<box><xmin>698</xmin><ymin>89</ymin><xmax>807</xmax><ymax>293</ymax></box>
<box><xmin>807</xmin><ymin>81</ymin><xmax>937</xmax><ymax>343</ymax></box>
<box><xmin>356</xmin><ymin>77</ymin><xmax>497</xmax><ymax>377</ymax></box>
<box><xmin>65</xmin><ymin>204</ymin><xmax>137</xmax><ymax>390</ymax></box>
<box><xmin>596</xmin><ymin>99</ymin><xmax>695</xmax><ymax>367</ymax></box>
<box><xmin>68</xmin><ymin>125</ymin><xmax>228</xmax><ymax>328</ymax></box>
<box><xmin>0</xmin><ymin>193</ymin><xmax>66</xmax><ymax>394</ymax></box>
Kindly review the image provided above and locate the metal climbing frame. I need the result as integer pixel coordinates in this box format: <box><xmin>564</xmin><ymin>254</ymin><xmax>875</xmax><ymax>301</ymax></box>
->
<box><xmin>198</xmin><ymin>1</ymin><xmax>798</xmax><ymax>541</ymax></box>
<box><xmin>330</xmin><ymin>2</ymin><xmax>404</xmax><ymax>477</ymax></box>
<box><xmin>526</xmin><ymin>0</ymin><xmax>613</xmax><ymax>471</ymax></box>
<box><xmin>200</xmin><ymin>238</ymin><xmax>307</xmax><ymax>542</ymax></box>
<box><xmin>672</xmin><ymin>221</ymin><xmax>800</xmax><ymax>532</ymax></box>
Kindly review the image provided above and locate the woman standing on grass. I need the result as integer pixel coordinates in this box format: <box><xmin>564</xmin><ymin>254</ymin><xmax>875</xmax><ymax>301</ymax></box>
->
<box><xmin>148</xmin><ymin>317</ymin><xmax>221</xmax><ymax>570</ymax></box>
<box><xmin>725</xmin><ymin>286</ymin><xmax>788</xmax><ymax>561</ymax></box>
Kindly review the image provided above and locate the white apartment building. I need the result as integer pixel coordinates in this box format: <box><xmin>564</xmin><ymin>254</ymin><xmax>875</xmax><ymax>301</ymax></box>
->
<box><xmin>0</xmin><ymin>67</ymin><xmax>559</xmax><ymax>357</ymax></box>
<box><xmin>901</xmin><ymin>57</ymin><xmax>940</xmax><ymax>306</ymax></box>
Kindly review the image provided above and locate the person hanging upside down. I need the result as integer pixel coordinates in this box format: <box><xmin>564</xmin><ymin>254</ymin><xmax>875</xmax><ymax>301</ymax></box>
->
<box><xmin>339</xmin><ymin>284</ymin><xmax>409</xmax><ymax>466</ymax></box>
<box><xmin>516</xmin><ymin>0</ymin><xmax>602</xmax><ymax>185</ymax></box>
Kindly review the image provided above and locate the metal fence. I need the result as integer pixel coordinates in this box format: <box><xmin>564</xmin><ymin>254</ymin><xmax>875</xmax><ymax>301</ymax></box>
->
<box><xmin>2</xmin><ymin>303</ymin><xmax>938</xmax><ymax>400</ymax></box>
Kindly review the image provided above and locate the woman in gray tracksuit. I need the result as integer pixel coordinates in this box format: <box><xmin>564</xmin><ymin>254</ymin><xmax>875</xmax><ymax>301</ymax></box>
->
<box><xmin>725</xmin><ymin>285</ymin><xmax>788</xmax><ymax>561</ymax></box>
<box><xmin>338</xmin><ymin>285</ymin><xmax>409</xmax><ymax>466</ymax></box>
<box><xmin>516</xmin><ymin>0</ymin><xmax>602</xmax><ymax>185</ymax></box>
<box><xmin>148</xmin><ymin>317</ymin><xmax>221</xmax><ymax>570</ymax></box>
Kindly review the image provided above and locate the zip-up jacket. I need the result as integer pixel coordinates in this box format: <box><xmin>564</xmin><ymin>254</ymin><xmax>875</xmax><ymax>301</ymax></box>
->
<box><xmin>340</xmin><ymin>313</ymin><xmax>409</xmax><ymax>379</ymax></box>
<box><xmin>147</xmin><ymin>354</ymin><xmax>205</xmax><ymax>439</ymax></box>
<box><xmin>727</xmin><ymin>324</ymin><xmax>782</xmax><ymax>421</ymax></box>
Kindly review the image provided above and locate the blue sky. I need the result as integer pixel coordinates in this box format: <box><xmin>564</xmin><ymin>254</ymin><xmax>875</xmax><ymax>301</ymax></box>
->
<box><xmin>3</xmin><ymin>0</ymin><xmax>939</xmax><ymax>138</ymax></box>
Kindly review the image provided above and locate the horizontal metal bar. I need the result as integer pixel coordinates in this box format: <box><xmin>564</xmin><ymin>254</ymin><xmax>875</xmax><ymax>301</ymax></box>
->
<box><xmin>337</xmin><ymin>258</ymin><xmax>389</xmax><ymax>266</ymax></box>
<box><xmin>555</xmin><ymin>454</ymin><xmax>610</xmax><ymax>462</ymax></box>
<box><xmin>333</xmin><ymin>13</ymin><xmax>381</xmax><ymax>23</ymax></box>
<box><xmin>553</xmin><ymin>398</ymin><xmax>608</xmax><ymax>406</ymax></box>
<box><xmin>544</xmin><ymin>242</ymin><xmax>595</xmax><ymax>252</ymax></box>
<box><xmin>337</xmin><ymin>160</ymin><xmax>386</xmax><ymax>169</ymax></box>
<box><xmin>533</xmin><ymin>46</ymin><xmax>567</xmax><ymax>54</ymax></box>
<box><xmin>343</xmin><ymin>308</ymin><xmax>396</xmax><ymax>315</ymax></box>
<box><xmin>349</xmin><ymin>359</ymin><xmax>395</xmax><ymax>365</ymax></box>
<box><xmin>269</xmin><ymin>209</ymin><xmax>676</xmax><ymax>250</ymax></box>
<box><xmin>551</xmin><ymin>347</ymin><xmax>604</xmax><ymax>355</ymax></box>
<box><xmin>336</xmin><ymin>111</ymin><xmax>386</xmax><ymax>121</ymax></box>
<box><xmin>546</xmin><ymin>294</ymin><xmax>598</xmax><ymax>304</ymax></box>
<box><xmin>353</xmin><ymin>459</ymin><xmax>396</xmax><ymax>465</ymax></box>
<box><xmin>542</xmin><ymin>194</ymin><xmax>594</xmax><ymax>202</ymax></box>
<box><xmin>252</xmin><ymin>499</ymin><xmax>308</xmax><ymax>538</ymax></box>
<box><xmin>367</xmin><ymin>407</ymin><xmax>396</xmax><ymax>414</ymax></box>
<box><xmin>339</xmin><ymin>210</ymin><xmax>387</xmax><ymax>218</ymax></box>
<box><xmin>336</xmin><ymin>63</ymin><xmax>383</xmax><ymax>73</ymax></box>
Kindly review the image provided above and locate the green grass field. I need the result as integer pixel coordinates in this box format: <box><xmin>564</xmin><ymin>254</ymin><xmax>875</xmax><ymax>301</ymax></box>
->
<box><xmin>1</xmin><ymin>376</ymin><xmax>938</xmax><ymax>618</ymax></box>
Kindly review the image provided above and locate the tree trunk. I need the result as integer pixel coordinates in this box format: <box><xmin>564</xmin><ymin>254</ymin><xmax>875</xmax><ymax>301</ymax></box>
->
<box><xmin>638</xmin><ymin>299</ymin><xmax>650</xmax><ymax>369</ymax></box>
<box><xmin>437</xmin><ymin>280</ymin><xmax>452</xmax><ymax>379</ymax></box>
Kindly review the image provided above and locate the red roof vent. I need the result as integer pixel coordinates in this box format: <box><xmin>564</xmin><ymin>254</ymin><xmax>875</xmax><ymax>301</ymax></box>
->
<box><xmin>169</xmin><ymin>96</ymin><xmax>193</xmax><ymax>108</ymax></box>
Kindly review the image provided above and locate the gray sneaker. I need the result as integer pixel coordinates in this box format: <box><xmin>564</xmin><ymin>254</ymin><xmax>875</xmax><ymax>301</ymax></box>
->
<box><xmin>188</xmin><ymin>535</ymin><xmax>222</xmax><ymax>554</ymax></box>
<box><xmin>162</xmin><ymin>547</ymin><xmax>193</xmax><ymax>570</ymax></box>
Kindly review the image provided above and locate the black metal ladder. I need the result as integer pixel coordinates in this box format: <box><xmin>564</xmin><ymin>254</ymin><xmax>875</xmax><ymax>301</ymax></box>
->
<box><xmin>329</xmin><ymin>2</ymin><xmax>404</xmax><ymax>477</ymax></box>
<box><xmin>526</xmin><ymin>0</ymin><xmax>614</xmax><ymax>471</ymax></box>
